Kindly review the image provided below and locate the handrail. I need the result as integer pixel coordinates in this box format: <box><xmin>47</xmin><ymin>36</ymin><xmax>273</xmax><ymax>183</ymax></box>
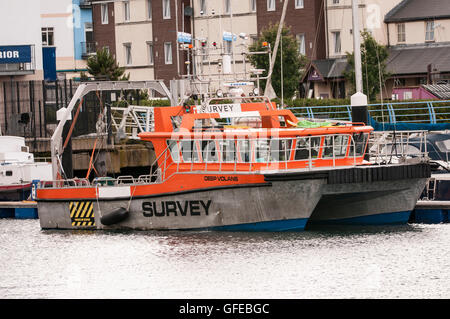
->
<box><xmin>35</xmin><ymin>133</ymin><xmax>373</xmax><ymax>190</ymax></box>
<box><xmin>287</xmin><ymin>100</ymin><xmax>450</xmax><ymax>124</ymax></box>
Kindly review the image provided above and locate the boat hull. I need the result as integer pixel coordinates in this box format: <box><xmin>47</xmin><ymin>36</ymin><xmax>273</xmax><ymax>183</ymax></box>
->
<box><xmin>37</xmin><ymin>179</ymin><xmax>326</xmax><ymax>231</ymax></box>
<box><xmin>0</xmin><ymin>183</ymin><xmax>31</xmax><ymax>201</ymax></box>
<box><xmin>308</xmin><ymin>178</ymin><xmax>428</xmax><ymax>225</ymax></box>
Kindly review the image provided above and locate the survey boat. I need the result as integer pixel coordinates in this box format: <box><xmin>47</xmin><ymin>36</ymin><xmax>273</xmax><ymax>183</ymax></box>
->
<box><xmin>34</xmin><ymin>94</ymin><xmax>431</xmax><ymax>230</ymax></box>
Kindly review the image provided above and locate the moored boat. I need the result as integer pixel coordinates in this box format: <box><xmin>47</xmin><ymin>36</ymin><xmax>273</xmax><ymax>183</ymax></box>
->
<box><xmin>0</xmin><ymin>136</ymin><xmax>52</xmax><ymax>201</ymax></box>
<box><xmin>35</xmin><ymin>96</ymin><xmax>430</xmax><ymax>230</ymax></box>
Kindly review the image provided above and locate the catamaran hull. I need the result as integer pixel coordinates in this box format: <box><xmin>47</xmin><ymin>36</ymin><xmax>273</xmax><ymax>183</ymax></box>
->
<box><xmin>308</xmin><ymin>178</ymin><xmax>428</xmax><ymax>225</ymax></box>
<box><xmin>37</xmin><ymin>179</ymin><xmax>326</xmax><ymax>231</ymax></box>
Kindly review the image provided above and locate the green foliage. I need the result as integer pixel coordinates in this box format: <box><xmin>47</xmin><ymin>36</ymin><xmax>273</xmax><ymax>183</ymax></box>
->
<box><xmin>85</xmin><ymin>48</ymin><xmax>130</xmax><ymax>81</ymax></box>
<box><xmin>248</xmin><ymin>24</ymin><xmax>308</xmax><ymax>99</ymax></box>
<box><xmin>343</xmin><ymin>31</ymin><xmax>390</xmax><ymax>102</ymax></box>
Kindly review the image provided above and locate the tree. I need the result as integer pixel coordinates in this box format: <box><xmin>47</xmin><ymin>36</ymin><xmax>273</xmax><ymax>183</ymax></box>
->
<box><xmin>85</xmin><ymin>48</ymin><xmax>130</xmax><ymax>81</ymax></box>
<box><xmin>343</xmin><ymin>30</ymin><xmax>390</xmax><ymax>101</ymax></box>
<box><xmin>248</xmin><ymin>23</ymin><xmax>307</xmax><ymax>99</ymax></box>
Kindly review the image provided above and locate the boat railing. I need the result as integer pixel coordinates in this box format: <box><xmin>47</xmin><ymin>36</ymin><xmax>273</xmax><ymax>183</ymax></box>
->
<box><xmin>368</xmin><ymin>130</ymin><xmax>429</xmax><ymax>164</ymax></box>
<box><xmin>36</xmin><ymin>134</ymin><xmax>370</xmax><ymax>189</ymax></box>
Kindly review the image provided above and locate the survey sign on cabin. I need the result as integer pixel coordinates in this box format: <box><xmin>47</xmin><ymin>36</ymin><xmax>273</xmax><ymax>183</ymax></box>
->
<box><xmin>197</xmin><ymin>103</ymin><xmax>242</xmax><ymax>114</ymax></box>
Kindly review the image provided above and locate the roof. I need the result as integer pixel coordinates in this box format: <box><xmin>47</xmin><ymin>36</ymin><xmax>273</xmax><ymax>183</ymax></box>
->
<box><xmin>423</xmin><ymin>84</ymin><xmax>450</xmax><ymax>99</ymax></box>
<box><xmin>386</xmin><ymin>44</ymin><xmax>450</xmax><ymax>75</ymax></box>
<box><xmin>302</xmin><ymin>58</ymin><xmax>350</xmax><ymax>81</ymax></box>
<box><xmin>385</xmin><ymin>0</ymin><xmax>450</xmax><ymax>23</ymax></box>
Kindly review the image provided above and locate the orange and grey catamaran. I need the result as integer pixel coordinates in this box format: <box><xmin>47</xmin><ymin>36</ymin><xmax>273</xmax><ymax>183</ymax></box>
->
<box><xmin>34</xmin><ymin>87</ymin><xmax>430</xmax><ymax>231</ymax></box>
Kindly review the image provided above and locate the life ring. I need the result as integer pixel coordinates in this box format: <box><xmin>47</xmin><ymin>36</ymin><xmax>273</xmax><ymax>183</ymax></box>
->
<box><xmin>100</xmin><ymin>207</ymin><xmax>129</xmax><ymax>225</ymax></box>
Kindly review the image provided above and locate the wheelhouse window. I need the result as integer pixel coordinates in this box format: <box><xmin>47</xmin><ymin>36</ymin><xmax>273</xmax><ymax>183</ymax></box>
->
<box><xmin>322</xmin><ymin>135</ymin><xmax>349</xmax><ymax>158</ymax></box>
<box><xmin>349</xmin><ymin>133</ymin><xmax>369</xmax><ymax>157</ymax></box>
<box><xmin>294</xmin><ymin>137</ymin><xmax>320</xmax><ymax>160</ymax></box>
<box><xmin>219</xmin><ymin>140</ymin><xmax>236</xmax><ymax>163</ymax></box>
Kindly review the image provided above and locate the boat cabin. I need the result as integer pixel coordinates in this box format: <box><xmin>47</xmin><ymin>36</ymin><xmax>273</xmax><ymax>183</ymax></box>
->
<box><xmin>138</xmin><ymin>101</ymin><xmax>373</xmax><ymax>177</ymax></box>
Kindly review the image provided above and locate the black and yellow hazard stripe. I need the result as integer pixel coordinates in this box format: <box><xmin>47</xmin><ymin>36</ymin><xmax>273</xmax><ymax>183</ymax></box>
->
<box><xmin>69</xmin><ymin>201</ymin><xmax>95</xmax><ymax>227</ymax></box>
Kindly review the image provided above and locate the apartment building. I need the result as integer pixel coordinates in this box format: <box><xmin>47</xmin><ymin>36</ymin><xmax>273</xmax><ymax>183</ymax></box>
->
<box><xmin>385</xmin><ymin>0</ymin><xmax>450</xmax><ymax>100</ymax></box>
<box><xmin>257</xmin><ymin>0</ymin><xmax>326</xmax><ymax>61</ymax></box>
<box><xmin>0</xmin><ymin>0</ymin><xmax>43</xmax><ymax>81</ymax></box>
<box><xmin>40</xmin><ymin>0</ymin><xmax>93</xmax><ymax>80</ymax></box>
<box><xmin>302</xmin><ymin>0</ymin><xmax>403</xmax><ymax>99</ymax></box>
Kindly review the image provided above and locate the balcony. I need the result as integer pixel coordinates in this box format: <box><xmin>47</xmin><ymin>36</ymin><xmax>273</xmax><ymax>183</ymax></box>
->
<box><xmin>81</xmin><ymin>41</ymin><xmax>97</xmax><ymax>59</ymax></box>
<box><xmin>79</xmin><ymin>1</ymin><xmax>92</xmax><ymax>9</ymax></box>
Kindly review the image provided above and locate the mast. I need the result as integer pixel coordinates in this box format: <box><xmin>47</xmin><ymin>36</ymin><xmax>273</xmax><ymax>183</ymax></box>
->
<box><xmin>264</xmin><ymin>0</ymin><xmax>289</xmax><ymax>99</ymax></box>
<box><xmin>351</xmin><ymin>0</ymin><xmax>363</xmax><ymax>93</ymax></box>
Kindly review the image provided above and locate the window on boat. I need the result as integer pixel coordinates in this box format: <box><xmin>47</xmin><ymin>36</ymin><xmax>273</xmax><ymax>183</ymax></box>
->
<box><xmin>6</xmin><ymin>171</ymin><xmax>13</xmax><ymax>176</ymax></box>
<box><xmin>219</xmin><ymin>140</ymin><xmax>236</xmax><ymax>163</ymax></box>
<box><xmin>237</xmin><ymin>140</ymin><xmax>251</xmax><ymax>163</ymax></box>
<box><xmin>269</xmin><ymin>139</ymin><xmax>292</xmax><ymax>162</ymax></box>
<box><xmin>349</xmin><ymin>133</ymin><xmax>369</xmax><ymax>157</ymax></box>
<box><xmin>167</xmin><ymin>140</ymin><xmax>181</xmax><ymax>162</ymax></box>
<box><xmin>179</xmin><ymin>140</ymin><xmax>200</xmax><ymax>163</ymax></box>
<box><xmin>294</xmin><ymin>137</ymin><xmax>320</xmax><ymax>160</ymax></box>
<box><xmin>202</xmin><ymin>140</ymin><xmax>219</xmax><ymax>162</ymax></box>
<box><xmin>323</xmin><ymin>135</ymin><xmax>349</xmax><ymax>158</ymax></box>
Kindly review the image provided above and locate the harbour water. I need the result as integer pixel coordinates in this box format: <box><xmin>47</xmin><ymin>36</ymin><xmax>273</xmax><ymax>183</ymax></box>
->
<box><xmin>0</xmin><ymin>219</ymin><xmax>449</xmax><ymax>299</ymax></box>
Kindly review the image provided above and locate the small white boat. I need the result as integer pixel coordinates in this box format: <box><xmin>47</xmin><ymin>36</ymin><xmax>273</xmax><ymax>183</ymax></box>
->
<box><xmin>0</xmin><ymin>136</ymin><xmax>52</xmax><ymax>201</ymax></box>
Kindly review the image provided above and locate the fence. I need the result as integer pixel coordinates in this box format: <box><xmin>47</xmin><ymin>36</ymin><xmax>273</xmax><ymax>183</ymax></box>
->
<box><xmin>287</xmin><ymin>100</ymin><xmax>450</xmax><ymax>124</ymax></box>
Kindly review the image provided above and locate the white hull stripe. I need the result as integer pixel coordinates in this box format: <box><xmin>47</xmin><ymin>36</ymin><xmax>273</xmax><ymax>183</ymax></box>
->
<box><xmin>98</xmin><ymin>186</ymin><xmax>131</xmax><ymax>198</ymax></box>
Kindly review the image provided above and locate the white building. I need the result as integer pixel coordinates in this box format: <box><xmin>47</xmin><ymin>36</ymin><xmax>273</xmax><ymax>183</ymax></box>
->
<box><xmin>0</xmin><ymin>0</ymin><xmax>43</xmax><ymax>80</ymax></box>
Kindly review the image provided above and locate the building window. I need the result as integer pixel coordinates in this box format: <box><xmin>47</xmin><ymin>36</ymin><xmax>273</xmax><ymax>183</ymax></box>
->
<box><xmin>101</xmin><ymin>3</ymin><xmax>109</xmax><ymax>24</ymax></box>
<box><xmin>397</xmin><ymin>23</ymin><xmax>405</xmax><ymax>43</ymax></box>
<box><xmin>163</xmin><ymin>0</ymin><xmax>171</xmax><ymax>19</ymax></box>
<box><xmin>42</xmin><ymin>27</ymin><xmax>54</xmax><ymax>46</ymax></box>
<box><xmin>295</xmin><ymin>0</ymin><xmax>304</xmax><ymax>9</ymax></box>
<box><xmin>147</xmin><ymin>0</ymin><xmax>152</xmax><ymax>19</ymax></box>
<box><xmin>103</xmin><ymin>46</ymin><xmax>110</xmax><ymax>55</ymax></box>
<box><xmin>124</xmin><ymin>43</ymin><xmax>132</xmax><ymax>65</ymax></box>
<box><xmin>425</xmin><ymin>21</ymin><xmax>435</xmax><ymax>41</ymax></box>
<box><xmin>124</xmin><ymin>1</ymin><xmax>130</xmax><ymax>21</ymax></box>
<box><xmin>296</xmin><ymin>34</ymin><xmax>305</xmax><ymax>55</ymax></box>
<box><xmin>267</xmin><ymin>0</ymin><xmax>275</xmax><ymax>11</ymax></box>
<box><xmin>224</xmin><ymin>0</ymin><xmax>231</xmax><ymax>14</ymax></box>
<box><xmin>224</xmin><ymin>41</ymin><xmax>232</xmax><ymax>54</ymax></box>
<box><xmin>250</xmin><ymin>0</ymin><xmax>256</xmax><ymax>12</ymax></box>
<box><xmin>332</xmin><ymin>0</ymin><xmax>340</xmax><ymax>4</ymax></box>
<box><xmin>199</xmin><ymin>0</ymin><xmax>206</xmax><ymax>14</ymax></box>
<box><xmin>164</xmin><ymin>42</ymin><xmax>172</xmax><ymax>64</ymax></box>
<box><xmin>147</xmin><ymin>42</ymin><xmax>154</xmax><ymax>65</ymax></box>
<box><xmin>332</xmin><ymin>31</ymin><xmax>341</xmax><ymax>54</ymax></box>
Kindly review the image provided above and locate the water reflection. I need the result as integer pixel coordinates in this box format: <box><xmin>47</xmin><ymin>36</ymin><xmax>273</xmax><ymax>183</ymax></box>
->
<box><xmin>1</xmin><ymin>220</ymin><xmax>449</xmax><ymax>298</ymax></box>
